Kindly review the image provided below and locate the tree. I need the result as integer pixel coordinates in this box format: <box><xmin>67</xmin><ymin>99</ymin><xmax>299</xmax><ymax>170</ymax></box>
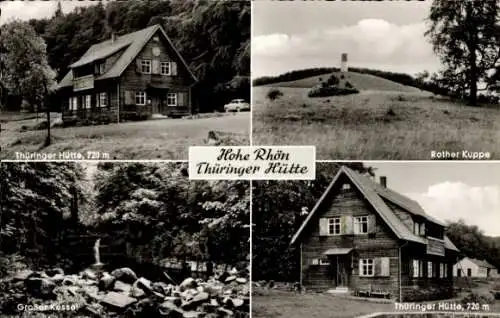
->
<box><xmin>426</xmin><ymin>1</ymin><xmax>500</xmax><ymax>106</ymax></box>
<box><xmin>0</xmin><ymin>20</ymin><xmax>57</xmax><ymax>144</ymax></box>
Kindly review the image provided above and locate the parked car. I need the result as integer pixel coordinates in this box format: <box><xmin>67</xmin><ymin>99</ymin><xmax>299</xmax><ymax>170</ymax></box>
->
<box><xmin>223</xmin><ymin>99</ymin><xmax>250</xmax><ymax>112</ymax></box>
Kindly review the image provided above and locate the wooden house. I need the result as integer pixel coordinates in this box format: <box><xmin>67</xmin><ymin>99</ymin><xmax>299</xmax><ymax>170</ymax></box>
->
<box><xmin>57</xmin><ymin>24</ymin><xmax>197</xmax><ymax>124</ymax></box>
<box><xmin>290</xmin><ymin>166</ymin><xmax>460</xmax><ymax>301</ymax></box>
<box><xmin>453</xmin><ymin>257</ymin><xmax>499</xmax><ymax>278</ymax></box>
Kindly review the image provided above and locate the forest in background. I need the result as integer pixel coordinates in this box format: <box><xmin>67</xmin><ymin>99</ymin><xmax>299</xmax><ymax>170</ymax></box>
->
<box><xmin>1</xmin><ymin>0</ymin><xmax>250</xmax><ymax>113</ymax></box>
<box><xmin>0</xmin><ymin>162</ymin><xmax>250</xmax><ymax>281</ymax></box>
<box><xmin>252</xmin><ymin>163</ymin><xmax>500</xmax><ymax>283</ymax></box>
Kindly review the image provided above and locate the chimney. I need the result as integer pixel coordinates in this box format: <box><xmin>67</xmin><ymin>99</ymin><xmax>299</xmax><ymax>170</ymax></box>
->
<box><xmin>341</xmin><ymin>53</ymin><xmax>348</xmax><ymax>72</ymax></box>
<box><xmin>111</xmin><ymin>33</ymin><xmax>116</xmax><ymax>43</ymax></box>
<box><xmin>380</xmin><ymin>176</ymin><xmax>387</xmax><ymax>188</ymax></box>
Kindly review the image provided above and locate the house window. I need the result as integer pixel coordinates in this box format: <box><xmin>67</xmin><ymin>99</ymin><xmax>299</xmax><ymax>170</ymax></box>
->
<box><xmin>320</xmin><ymin>258</ymin><xmax>330</xmax><ymax>265</ymax></box>
<box><xmin>167</xmin><ymin>93</ymin><xmax>177</xmax><ymax>106</ymax></box>
<box><xmin>342</xmin><ymin>183</ymin><xmax>351</xmax><ymax>190</ymax></box>
<box><xmin>412</xmin><ymin>259</ymin><xmax>424</xmax><ymax>278</ymax></box>
<box><xmin>440</xmin><ymin>263</ymin><xmax>445</xmax><ymax>278</ymax></box>
<box><xmin>161</xmin><ymin>62</ymin><xmax>171</xmax><ymax>75</ymax></box>
<box><xmin>135</xmin><ymin>92</ymin><xmax>146</xmax><ymax>105</ymax></box>
<box><xmin>428</xmin><ymin>261</ymin><xmax>434</xmax><ymax>278</ymax></box>
<box><xmin>82</xmin><ymin>95</ymin><xmax>91</xmax><ymax>109</ymax></box>
<box><xmin>99</xmin><ymin>92</ymin><xmax>107</xmax><ymax>107</ymax></box>
<box><xmin>467</xmin><ymin>268</ymin><xmax>472</xmax><ymax>277</ymax></box>
<box><xmin>354</xmin><ymin>216</ymin><xmax>368</xmax><ymax>234</ymax></box>
<box><xmin>413</xmin><ymin>222</ymin><xmax>420</xmax><ymax>235</ymax></box>
<box><xmin>69</xmin><ymin>96</ymin><xmax>78</xmax><ymax>111</ymax></box>
<box><xmin>359</xmin><ymin>259</ymin><xmax>374</xmax><ymax>277</ymax></box>
<box><xmin>141</xmin><ymin>60</ymin><xmax>151</xmax><ymax>74</ymax></box>
<box><xmin>444</xmin><ymin>263</ymin><xmax>448</xmax><ymax>278</ymax></box>
<box><xmin>328</xmin><ymin>218</ymin><xmax>341</xmax><ymax>235</ymax></box>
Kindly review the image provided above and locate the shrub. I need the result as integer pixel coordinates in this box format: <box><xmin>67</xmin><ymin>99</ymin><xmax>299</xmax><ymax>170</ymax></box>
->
<box><xmin>460</xmin><ymin>292</ymin><xmax>494</xmax><ymax>307</ymax></box>
<box><xmin>340</xmin><ymin>74</ymin><xmax>345</xmax><ymax>79</ymax></box>
<box><xmin>308</xmin><ymin>86</ymin><xmax>359</xmax><ymax>98</ymax></box>
<box><xmin>345</xmin><ymin>81</ymin><xmax>353</xmax><ymax>88</ymax></box>
<box><xmin>267</xmin><ymin>89</ymin><xmax>283</xmax><ymax>101</ymax></box>
<box><xmin>326</xmin><ymin>74</ymin><xmax>339</xmax><ymax>86</ymax></box>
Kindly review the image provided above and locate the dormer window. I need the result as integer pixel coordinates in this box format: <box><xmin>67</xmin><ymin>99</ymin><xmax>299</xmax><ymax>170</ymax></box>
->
<box><xmin>413</xmin><ymin>221</ymin><xmax>426</xmax><ymax>236</ymax></box>
<box><xmin>342</xmin><ymin>183</ymin><xmax>351</xmax><ymax>190</ymax></box>
<box><xmin>95</xmin><ymin>62</ymin><xmax>105</xmax><ymax>75</ymax></box>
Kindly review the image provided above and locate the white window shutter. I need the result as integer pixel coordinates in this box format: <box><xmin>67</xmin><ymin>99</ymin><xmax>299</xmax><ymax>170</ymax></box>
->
<box><xmin>172</xmin><ymin>62</ymin><xmax>178</xmax><ymax>75</ymax></box>
<box><xmin>319</xmin><ymin>218</ymin><xmax>328</xmax><ymax>236</ymax></box>
<box><xmin>368</xmin><ymin>215</ymin><xmax>376</xmax><ymax>233</ymax></box>
<box><xmin>345</xmin><ymin>215</ymin><xmax>353</xmax><ymax>235</ymax></box>
<box><xmin>152</xmin><ymin>59</ymin><xmax>160</xmax><ymax>74</ymax></box>
<box><xmin>374</xmin><ymin>258</ymin><xmax>382</xmax><ymax>276</ymax></box>
<box><xmin>136</xmin><ymin>59</ymin><xmax>142</xmax><ymax>73</ymax></box>
<box><xmin>380</xmin><ymin>257</ymin><xmax>390</xmax><ymax>276</ymax></box>
<box><xmin>358</xmin><ymin>259</ymin><xmax>363</xmax><ymax>276</ymax></box>
<box><xmin>412</xmin><ymin>259</ymin><xmax>418</xmax><ymax>278</ymax></box>
<box><xmin>340</xmin><ymin>216</ymin><xmax>346</xmax><ymax>235</ymax></box>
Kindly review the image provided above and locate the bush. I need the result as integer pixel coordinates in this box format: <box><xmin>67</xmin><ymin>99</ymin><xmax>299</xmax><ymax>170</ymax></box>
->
<box><xmin>308</xmin><ymin>86</ymin><xmax>359</xmax><ymax>98</ymax></box>
<box><xmin>345</xmin><ymin>81</ymin><xmax>353</xmax><ymax>89</ymax></box>
<box><xmin>326</xmin><ymin>74</ymin><xmax>339</xmax><ymax>86</ymax></box>
<box><xmin>267</xmin><ymin>89</ymin><xmax>283</xmax><ymax>101</ymax></box>
<box><xmin>460</xmin><ymin>292</ymin><xmax>494</xmax><ymax>307</ymax></box>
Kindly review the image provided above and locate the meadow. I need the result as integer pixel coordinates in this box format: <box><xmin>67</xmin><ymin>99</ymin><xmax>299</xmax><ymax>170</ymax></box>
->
<box><xmin>1</xmin><ymin>112</ymin><xmax>250</xmax><ymax>160</ymax></box>
<box><xmin>252</xmin><ymin>72</ymin><xmax>500</xmax><ymax>160</ymax></box>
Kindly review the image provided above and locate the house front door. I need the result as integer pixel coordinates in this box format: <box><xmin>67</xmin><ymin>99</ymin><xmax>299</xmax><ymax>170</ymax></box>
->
<box><xmin>337</xmin><ymin>256</ymin><xmax>349</xmax><ymax>287</ymax></box>
<box><xmin>152</xmin><ymin>96</ymin><xmax>160</xmax><ymax>114</ymax></box>
<box><xmin>328</xmin><ymin>255</ymin><xmax>350</xmax><ymax>287</ymax></box>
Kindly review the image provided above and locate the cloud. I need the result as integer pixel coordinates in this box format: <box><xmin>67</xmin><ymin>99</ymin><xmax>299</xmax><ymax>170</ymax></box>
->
<box><xmin>406</xmin><ymin>182</ymin><xmax>500</xmax><ymax>236</ymax></box>
<box><xmin>0</xmin><ymin>2</ymin><xmax>56</xmax><ymax>25</ymax></box>
<box><xmin>252</xmin><ymin>18</ymin><xmax>440</xmax><ymax>77</ymax></box>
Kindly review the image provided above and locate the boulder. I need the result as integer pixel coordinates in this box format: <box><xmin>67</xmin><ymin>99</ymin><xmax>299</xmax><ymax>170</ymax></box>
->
<box><xmin>224</xmin><ymin>275</ymin><xmax>237</xmax><ymax>283</ymax></box>
<box><xmin>50</xmin><ymin>273</ymin><xmax>65</xmax><ymax>285</ymax></box>
<box><xmin>100</xmin><ymin>291</ymin><xmax>137</xmax><ymax>309</ymax></box>
<box><xmin>180</xmin><ymin>277</ymin><xmax>197</xmax><ymax>291</ymax></box>
<box><xmin>110</xmin><ymin>267</ymin><xmax>137</xmax><ymax>284</ymax></box>
<box><xmin>183</xmin><ymin>311</ymin><xmax>201</xmax><ymax>318</ymax></box>
<box><xmin>114</xmin><ymin>281</ymin><xmax>132</xmax><ymax>294</ymax></box>
<box><xmin>99</xmin><ymin>272</ymin><xmax>116</xmax><ymax>291</ymax></box>
<box><xmin>133</xmin><ymin>277</ymin><xmax>152</xmax><ymax>293</ymax></box>
<box><xmin>130</xmin><ymin>285</ymin><xmax>146</xmax><ymax>298</ymax></box>
<box><xmin>236</xmin><ymin>277</ymin><xmax>247</xmax><ymax>284</ymax></box>
<box><xmin>152</xmin><ymin>281</ymin><xmax>172</xmax><ymax>296</ymax></box>
<box><xmin>181</xmin><ymin>291</ymin><xmax>209</xmax><ymax>310</ymax></box>
<box><xmin>164</xmin><ymin>296</ymin><xmax>182</xmax><ymax>307</ymax></box>
<box><xmin>46</xmin><ymin>268</ymin><xmax>64</xmax><ymax>277</ymax></box>
<box><xmin>159</xmin><ymin>300</ymin><xmax>184</xmax><ymax>317</ymax></box>
<box><xmin>81</xmin><ymin>269</ymin><xmax>97</xmax><ymax>281</ymax></box>
<box><xmin>13</xmin><ymin>269</ymin><xmax>34</xmax><ymax>281</ymax></box>
<box><xmin>26</xmin><ymin>278</ymin><xmax>56</xmax><ymax>299</ymax></box>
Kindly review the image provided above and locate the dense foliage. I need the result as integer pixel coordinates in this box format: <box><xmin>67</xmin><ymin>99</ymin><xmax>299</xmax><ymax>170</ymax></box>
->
<box><xmin>0</xmin><ymin>162</ymin><xmax>249</xmax><ymax>277</ymax></box>
<box><xmin>446</xmin><ymin>220</ymin><xmax>500</xmax><ymax>271</ymax></box>
<box><xmin>252</xmin><ymin>163</ymin><xmax>374</xmax><ymax>282</ymax></box>
<box><xmin>1</xmin><ymin>0</ymin><xmax>250</xmax><ymax>112</ymax></box>
<box><xmin>426</xmin><ymin>0</ymin><xmax>500</xmax><ymax>106</ymax></box>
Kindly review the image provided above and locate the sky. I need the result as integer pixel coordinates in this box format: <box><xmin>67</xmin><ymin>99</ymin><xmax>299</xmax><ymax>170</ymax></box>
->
<box><xmin>0</xmin><ymin>1</ymin><xmax>95</xmax><ymax>25</ymax></box>
<box><xmin>367</xmin><ymin>162</ymin><xmax>500</xmax><ymax>237</ymax></box>
<box><xmin>252</xmin><ymin>1</ymin><xmax>442</xmax><ymax>78</ymax></box>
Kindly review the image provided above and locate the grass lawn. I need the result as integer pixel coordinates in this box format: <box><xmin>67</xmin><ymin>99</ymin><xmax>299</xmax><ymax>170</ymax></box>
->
<box><xmin>252</xmin><ymin>86</ymin><xmax>500</xmax><ymax>160</ymax></box>
<box><xmin>252</xmin><ymin>289</ymin><xmax>393</xmax><ymax>318</ymax></box>
<box><xmin>253</xmin><ymin>280</ymin><xmax>500</xmax><ymax>318</ymax></box>
<box><xmin>1</xmin><ymin>112</ymin><xmax>249</xmax><ymax>160</ymax></box>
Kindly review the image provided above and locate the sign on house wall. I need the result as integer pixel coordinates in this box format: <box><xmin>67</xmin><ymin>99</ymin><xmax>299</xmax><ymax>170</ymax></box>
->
<box><xmin>427</xmin><ymin>237</ymin><xmax>445</xmax><ymax>256</ymax></box>
<box><xmin>73</xmin><ymin>75</ymin><xmax>94</xmax><ymax>92</ymax></box>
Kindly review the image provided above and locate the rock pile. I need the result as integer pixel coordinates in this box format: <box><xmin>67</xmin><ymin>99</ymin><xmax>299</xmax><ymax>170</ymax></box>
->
<box><xmin>3</xmin><ymin>266</ymin><xmax>250</xmax><ymax>317</ymax></box>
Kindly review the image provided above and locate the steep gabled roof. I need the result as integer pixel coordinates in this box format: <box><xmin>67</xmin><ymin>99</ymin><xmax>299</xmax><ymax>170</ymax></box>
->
<box><xmin>467</xmin><ymin>258</ymin><xmax>497</xmax><ymax>269</ymax></box>
<box><xmin>290</xmin><ymin>166</ymin><xmax>458</xmax><ymax>252</ymax></box>
<box><xmin>57</xmin><ymin>24</ymin><xmax>197</xmax><ymax>89</ymax></box>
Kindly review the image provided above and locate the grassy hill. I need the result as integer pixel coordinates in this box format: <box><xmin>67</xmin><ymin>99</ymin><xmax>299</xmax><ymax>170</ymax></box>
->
<box><xmin>264</xmin><ymin>71</ymin><xmax>424</xmax><ymax>93</ymax></box>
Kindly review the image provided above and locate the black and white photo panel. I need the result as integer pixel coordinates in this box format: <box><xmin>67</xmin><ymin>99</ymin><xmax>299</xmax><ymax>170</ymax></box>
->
<box><xmin>0</xmin><ymin>161</ymin><xmax>250</xmax><ymax>317</ymax></box>
<box><xmin>0</xmin><ymin>0</ymin><xmax>250</xmax><ymax>160</ymax></box>
<box><xmin>252</xmin><ymin>1</ymin><xmax>500</xmax><ymax>160</ymax></box>
<box><xmin>252</xmin><ymin>162</ymin><xmax>500</xmax><ymax>317</ymax></box>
